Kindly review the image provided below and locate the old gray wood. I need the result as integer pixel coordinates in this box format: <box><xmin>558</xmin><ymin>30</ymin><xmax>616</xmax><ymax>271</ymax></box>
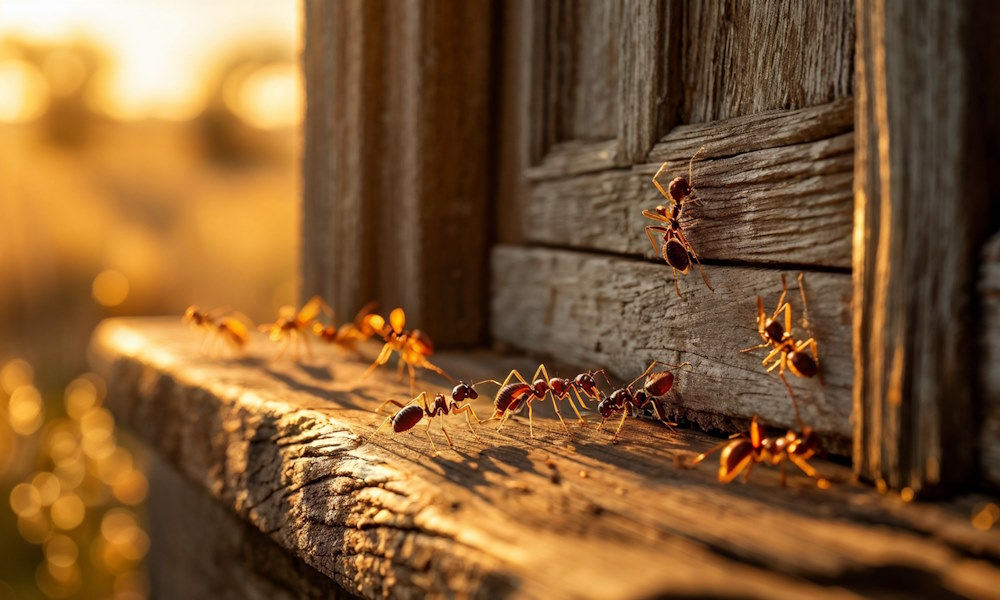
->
<box><xmin>853</xmin><ymin>0</ymin><xmax>993</xmax><ymax>496</ymax></box>
<box><xmin>525</xmin><ymin>99</ymin><xmax>854</xmax><ymax>268</ymax></box>
<box><xmin>980</xmin><ymin>233</ymin><xmax>1000</xmax><ymax>488</ymax></box>
<box><xmin>301</xmin><ymin>0</ymin><xmax>494</xmax><ymax>347</ymax></box>
<box><xmin>90</xmin><ymin>319</ymin><xmax>1000</xmax><ymax>599</ymax></box>
<box><xmin>681</xmin><ymin>0</ymin><xmax>854</xmax><ymax>123</ymax></box>
<box><xmin>491</xmin><ymin>245</ymin><xmax>853</xmax><ymax>449</ymax></box>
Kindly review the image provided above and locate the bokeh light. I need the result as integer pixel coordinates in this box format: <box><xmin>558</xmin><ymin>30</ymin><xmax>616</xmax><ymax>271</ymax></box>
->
<box><xmin>92</xmin><ymin>270</ymin><xmax>130</xmax><ymax>308</ymax></box>
<box><xmin>0</xmin><ymin>59</ymin><xmax>50</xmax><ymax>122</ymax></box>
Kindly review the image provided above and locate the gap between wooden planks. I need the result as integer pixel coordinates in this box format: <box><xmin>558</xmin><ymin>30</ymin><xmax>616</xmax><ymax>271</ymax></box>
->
<box><xmin>90</xmin><ymin>318</ymin><xmax>1000</xmax><ymax>599</ymax></box>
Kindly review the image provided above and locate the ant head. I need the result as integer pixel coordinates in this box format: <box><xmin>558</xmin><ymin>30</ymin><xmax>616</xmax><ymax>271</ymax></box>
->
<box><xmin>788</xmin><ymin>429</ymin><xmax>821</xmax><ymax>458</ymax></box>
<box><xmin>531</xmin><ymin>379</ymin><xmax>549</xmax><ymax>397</ymax></box>
<box><xmin>667</xmin><ymin>177</ymin><xmax>690</xmax><ymax>202</ymax></box>
<box><xmin>573</xmin><ymin>373</ymin><xmax>599</xmax><ymax>397</ymax></box>
<box><xmin>183</xmin><ymin>306</ymin><xmax>201</xmax><ymax>323</ymax></box>
<box><xmin>654</xmin><ymin>204</ymin><xmax>669</xmax><ymax>217</ymax></box>
<box><xmin>643</xmin><ymin>371</ymin><xmax>675</xmax><ymax>397</ymax></box>
<box><xmin>408</xmin><ymin>330</ymin><xmax>434</xmax><ymax>356</ymax></box>
<box><xmin>549</xmin><ymin>378</ymin><xmax>569</xmax><ymax>397</ymax></box>
<box><xmin>451</xmin><ymin>381</ymin><xmax>478</xmax><ymax>402</ymax></box>
<box><xmin>597</xmin><ymin>397</ymin><xmax>615</xmax><ymax>418</ymax></box>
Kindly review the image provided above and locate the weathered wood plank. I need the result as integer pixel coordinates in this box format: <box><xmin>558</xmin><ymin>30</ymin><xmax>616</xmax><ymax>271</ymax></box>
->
<box><xmin>491</xmin><ymin>245</ymin><xmax>853</xmax><ymax>448</ymax></box>
<box><xmin>853</xmin><ymin>0</ymin><xmax>991</xmax><ymax>496</ymax></box>
<box><xmin>524</xmin><ymin>100</ymin><xmax>854</xmax><ymax>268</ymax></box>
<box><xmin>681</xmin><ymin>0</ymin><xmax>854</xmax><ymax>123</ymax></box>
<box><xmin>91</xmin><ymin>319</ymin><xmax>1000</xmax><ymax>599</ymax></box>
<box><xmin>301</xmin><ymin>0</ymin><xmax>494</xmax><ymax>347</ymax></box>
<box><xmin>980</xmin><ymin>233</ymin><xmax>1000</xmax><ymax>488</ymax></box>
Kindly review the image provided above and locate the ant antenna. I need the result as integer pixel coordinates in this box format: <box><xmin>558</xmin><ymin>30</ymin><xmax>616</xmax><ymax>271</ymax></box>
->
<box><xmin>688</xmin><ymin>146</ymin><xmax>706</xmax><ymax>190</ymax></box>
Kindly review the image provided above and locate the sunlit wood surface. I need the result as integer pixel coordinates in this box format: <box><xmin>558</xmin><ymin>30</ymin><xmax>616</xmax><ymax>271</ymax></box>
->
<box><xmin>90</xmin><ymin>318</ymin><xmax>1000</xmax><ymax>599</ymax></box>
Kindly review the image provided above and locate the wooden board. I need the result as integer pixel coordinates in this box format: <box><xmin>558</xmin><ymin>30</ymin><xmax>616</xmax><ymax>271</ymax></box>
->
<box><xmin>980</xmin><ymin>233</ymin><xmax>1000</xmax><ymax>488</ymax></box>
<box><xmin>90</xmin><ymin>318</ymin><xmax>1000</xmax><ymax>599</ymax></box>
<box><xmin>491</xmin><ymin>245</ymin><xmax>853</xmax><ymax>450</ymax></box>
<box><xmin>681</xmin><ymin>0</ymin><xmax>854</xmax><ymax>123</ymax></box>
<box><xmin>524</xmin><ymin>99</ymin><xmax>854</xmax><ymax>269</ymax></box>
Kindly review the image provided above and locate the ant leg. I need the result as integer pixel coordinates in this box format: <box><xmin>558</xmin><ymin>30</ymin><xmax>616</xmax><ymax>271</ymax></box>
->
<box><xmin>407</xmin><ymin>363</ymin><xmax>417</xmax><ymax>397</ymax></box>
<box><xmin>367</xmin><ymin>416</ymin><xmax>394</xmax><ymax>443</ymax></box>
<box><xmin>777</xmin><ymin>358</ymin><xmax>805</xmax><ymax>431</ymax></box>
<box><xmin>789</xmin><ymin>455</ymin><xmax>826</xmax><ymax>487</ymax></box>
<box><xmin>568</xmin><ymin>389</ymin><xmax>588</xmax><ymax>423</ymax></box>
<box><xmin>673</xmin><ymin>229</ymin><xmax>713</xmax><ymax>292</ymax></box>
<box><xmin>452</xmin><ymin>403</ymin><xmax>480</xmax><ymax>439</ymax></box>
<box><xmin>797</xmin><ymin>272</ymin><xmax>812</xmax><ymax>332</ymax></box>
<box><xmin>626</xmin><ymin>360</ymin><xmax>662</xmax><ymax>390</ymax></box>
<box><xmin>740</xmin><ymin>342</ymin><xmax>771</xmax><ymax>354</ymax></box>
<box><xmin>551</xmin><ymin>397</ymin><xmax>573</xmax><ymax>437</ymax></box>
<box><xmin>610</xmin><ymin>410</ymin><xmax>630</xmax><ymax>444</ymax></box>
<box><xmin>652</xmin><ymin>163</ymin><xmax>671</xmax><ymax>199</ymax></box>
<box><xmin>688</xmin><ymin>146</ymin><xmax>706</xmax><ymax>189</ymax></box>
<box><xmin>683</xmin><ymin>439</ymin><xmax>732</xmax><ymax>468</ymax></box>
<box><xmin>374</xmin><ymin>398</ymin><xmax>409</xmax><ymax>415</ymax></box>
<box><xmin>645</xmin><ymin>226</ymin><xmax>669</xmax><ymax>257</ymax></box>
<box><xmin>362</xmin><ymin>343</ymin><xmax>394</xmax><ymax>379</ymax></box>
<box><xmin>302</xmin><ymin>330</ymin><xmax>314</xmax><ymax>361</ymax></box>
<box><xmin>272</xmin><ymin>336</ymin><xmax>290</xmax><ymax>362</ymax></box>
<box><xmin>440</xmin><ymin>416</ymin><xmax>454</xmax><ymax>448</ymax></box>
<box><xmin>671</xmin><ymin>267</ymin><xmax>681</xmax><ymax>298</ymax></box>
<box><xmin>423</xmin><ymin>422</ymin><xmax>440</xmax><ymax>455</ymax></box>
<box><xmin>798</xmin><ymin>337</ymin><xmax>824</xmax><ymax>386</ymax></box>
<box><xmin>648</xmin><ymin>400</ymin><xmax>678</xmax><ymax>432</ymax></box>
<box><xmin>396</xmin><ymin>358</ymin><xmax>406</xmax><ymax>379</ymax></box>
<box><xmin>527</xmin><ymin>402</ymin><xmax>535</xmax><ymax>439</ymax></box>
<box><xmin>762</xmin><ymin>344</ymin><xmax>783</xmax><ymax>367</ymax></box>
<box><xmin>420</xmin><ymin>359</ymin><xmax>455</xmax><ymax>384</ymax></box>
<box><xmin>743</xmin><ymin>460</ymin><xmax>757</xmax><ymax>483</ymax></box>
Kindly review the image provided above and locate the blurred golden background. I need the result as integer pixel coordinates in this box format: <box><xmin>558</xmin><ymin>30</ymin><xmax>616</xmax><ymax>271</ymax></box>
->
<box><xmin>0</xmin><ymin>1</ymin><xmax>301</xmax><ymax>597</ymax></box>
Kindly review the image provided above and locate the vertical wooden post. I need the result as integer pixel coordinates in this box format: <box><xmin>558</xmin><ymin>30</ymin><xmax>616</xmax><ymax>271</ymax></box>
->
<box><xmin>301</xmin><ymin>0</ymin><xmax>495</xmax><ymax>346</ymax></box>
<box><xmin>853</xmin><ymin>0</ymin><xmax>990</xmax><ymax>495</ymax></box>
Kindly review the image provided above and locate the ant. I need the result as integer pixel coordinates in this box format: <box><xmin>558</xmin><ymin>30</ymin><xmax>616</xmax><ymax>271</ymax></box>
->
<box><xmin>643</xmin><ymin>147</ymin><xmax>713</xmax><ymax>298</ymax></box>
<box><xmin>682</xmin><ymin>416</ymin><xmax>827</xmax><ymax>488</ymax></box>
<box><xmin>361</xmin><ymin>307</ymin><xmax>453</xmax><ymax>394</ymax></box>
<box><xmin>740</xmin><ymin>273</ymin><xmax>822</xmax><ymax>430</ymax></box>
<box><xmin>368</xmin><ymin>381</ymin><xmax>485</xmax><ymax>454</ymax></box>
<box><xmin>595</xmin><ymin>360</ymin><xmax>691</xmax><ymax>443</ymax></box>
<box><xmin>482</xmin><ymin>364</ymin><xmax>605</xmax><ymax>438</ymax></box>
<box><xmin>311</xmin><ymin>301</ymin><xmax>378</xmax><ymax>357</ymax></box>
<box><xmin>183</xmin><ymin>305</ymin><xmax>250</xmax><ymax>354</ymax></box>
<box><xmin>259</xmin><ymin>295</ymin><xmax>330</xmax><ymax>360</ymax></box>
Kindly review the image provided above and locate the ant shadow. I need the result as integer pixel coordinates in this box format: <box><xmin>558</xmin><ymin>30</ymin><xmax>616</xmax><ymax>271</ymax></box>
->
<box><xmin>229</xmin><ymin>355</ymin><xmax>378</xmax><ymax>411</ymax></box>
<box><xmin>431</xmin><ymin>445</ymin><xmax>539</xmax><ymax>502</ymax></box>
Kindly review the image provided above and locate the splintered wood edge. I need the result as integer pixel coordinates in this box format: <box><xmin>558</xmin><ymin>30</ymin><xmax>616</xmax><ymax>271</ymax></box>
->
<box><xmin>89</xmin><ymin>318</ymin><xmax>1000</xmax><ymax>599</ymax></box>
<box><xmin>523</xmin><ymin>98</ymin><xmax>854</xmax><ymax>268</ymax></box>
<box><xmin>491</xmin><ymin>245</ymin><xmax>854</xmax><ymax>448</ymax></box>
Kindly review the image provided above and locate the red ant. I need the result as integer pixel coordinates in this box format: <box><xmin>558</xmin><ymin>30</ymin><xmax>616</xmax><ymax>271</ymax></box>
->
<box><xmin>259</xmin><ymin>295</ymin><xmax>330</xmax><ymax>360</ymax></box>
<box><xmin>740</xmin><ymin>273</ymin><xmax>822</xmax><ymax>430</ymax></box>
<box><xmin>361</xmin><ymin>308</ymin><xmax>454</xmax><ymax>395</ymax></box>
<box><xmin>482</xmin><ymin>365</ymin><xmax>604</xmax><ymax>438</ymax></box>
<box><xmin>183</xmin><ymin>305</ymin><xmax>251</xmax><ymax>354</ymax></box>
<box><xmin>368</xmin><ymin>381</ymin><xmax>485</xmax><ymax>454</ymax></box>
<box><xmin>595</xmin><ymin>360</ymin><xmax>691</xmax><ymax>443</ymax></box>
<box><xmin>311</xmin><ymin>301</ymin><xmax>378</xmax><ymax>357</ymax></box>
<box><xmin>683</xmin><ymin>416</ymin><xmax>828</xmax><ymax>488</ymax></box>
<box><xmin>643</xmin><ymin>147</ymin><xmax>713</xmax><ymax>298</ymax></box>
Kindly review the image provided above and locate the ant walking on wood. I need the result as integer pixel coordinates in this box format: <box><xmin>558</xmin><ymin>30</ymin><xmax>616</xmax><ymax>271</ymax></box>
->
<box><xmin>259</xmin><ymin>295</ymin><xmax>330</xmax><ymax>360</ymax></box>
<box><xmin>183</xmin><ymin>305</ymin><xmax>251</xmax><ymax>354</ymax></box>
<box><xmin>368</xmin><ymin>381</ymin><xmax>485</xmax><ymax>454</ymax></box>
<box><xmin>361</xmin><ymin>307</ymin><xmax>454</xmax><ymax>395</ymax></box>
<box><xmin>740</xmin><ymin>273</ymin><xmax>822</xmax><ymax>430</ymax></box>
<box><xmin>594</xmin><ymin>360</ymin><xmax>691</xmax><ymax>443</ymax></box>
<box><xmin>311</xmin><ymin>301</ymin><xmax>378</xmax><ymax>357</ymax></box>
<box><xmin>482</xmin><ymin>365</ymin><xmax>604</xmax><ymax>439</ymax></box>
<box><xmin>682</xmin><ymin>416</ymin><xmax>828</xmax><ymax>488</ymax></box>
<box><xmin>643</xmin><ymin>147</ymin><xmax>713</xmax><ymax>298</ymax></box>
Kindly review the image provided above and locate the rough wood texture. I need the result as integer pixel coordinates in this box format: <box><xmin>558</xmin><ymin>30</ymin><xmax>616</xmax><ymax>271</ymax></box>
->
<box><xmin>681</xmin><ymin>0</ymin><xmax>855</xmax><ymax>123</ymax></box>
<box><xmin>147</xmin><ymin>454</ymin><xmax>354</xmax><ymax>599</ymax></box>
<box><xmin>491</xmin><ymin>246</ymin><xmax>853</xmax><ymax>450</ymax></box>
<box><xmin>853</xmin><ymin>0</ymin><xmax>991</xmax><ymax>496</ymax></box>
<box><xmin>91</xmin><ymin>319</ymin><xmax>1000</xmax><ymax>599</ymax></box>
<box><xmin>301</xmin><ymin>0</ymin><xmax>494</xmax><ymax>347</ymax></box>
<box><xmin>525</xmin><ymin>99</ymin><xmax>854</xmax><ymax>269</ymax></box>
<box><xmin>980</xmin><ymin>234</ymin><xmax>1000</xmax><ymax>488</ymax></box>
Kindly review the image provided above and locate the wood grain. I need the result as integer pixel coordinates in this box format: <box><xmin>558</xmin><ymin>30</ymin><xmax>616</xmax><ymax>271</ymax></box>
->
<box><xmin>681</xmin><ymin>0</ymin><xmax>855</xmax><ymax>123</ymax></box>
<box><xmin>300</xmin><ymin>0</ymin><xmax>494</xmax><ymax>347</ymax></box>
<box><xmin>524</xmin><ymin>99</ymin><xmax>854</xmax><ymax>268</ymax></box>
<box><xmin>91</xmin><ymin>318</ymin><xmax>1000</xmax><ymax>599</ymax></box>
<box><xmin>853</xmin><ymin>0</ymin><xmax>991</xmax><ymax>496</ymax></box>
<box><xmin>491</xmin><ymin>245</ymin><xmax>854</xmax><ymax>448</ymax></box>
<box><xmin>980</xmin><ymin>234</ymin><xmax>1000</xmax><ymax>488</ymax></box>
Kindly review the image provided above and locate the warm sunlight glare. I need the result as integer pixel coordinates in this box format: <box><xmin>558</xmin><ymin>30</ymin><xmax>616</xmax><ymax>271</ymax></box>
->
<box><xmin>92</xmin><ymin>270</ymin><xmax>129</xmax><ymax>308</ymax></box>
<box><xmin>0</xmin><ymin>59</ymin><xmax>50</xmax><ymax>122</ymax></box>
<box><xmin>228</xmin><ymin>63</ymin><xmax>303</xmax><ymax>130</ymax></box>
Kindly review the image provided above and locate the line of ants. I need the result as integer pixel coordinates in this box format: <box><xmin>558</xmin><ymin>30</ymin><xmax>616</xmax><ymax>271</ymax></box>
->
<box><xmin>182</xmin><ymin>147</ymin><xmax>828</xmax><ymax>489</ymax></box>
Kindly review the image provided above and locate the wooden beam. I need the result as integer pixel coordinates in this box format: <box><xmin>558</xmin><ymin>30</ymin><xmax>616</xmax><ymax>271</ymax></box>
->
<box><xmin>980</xmin><ymin>233</ymin><xmax>1000</xmax><ymax>488</ymax></box>
<box><xmin>524</xmin><ymin>99</ymin><xmax>854</xmax><ymax>269</ymax></box>
<box><xmin>491</xmin><ymin>245</ymin><xmax>854</xmax><ymax>449</ymax></box>
<box><xmin>301</xmin><ymin>0</ymin><xmax>494</xmax><ymax>347</ymax></box>
<box><xmin>853</xmin><ymin>0</ymin><xmax>991</xmax><ymax>495</ymax></box>
<box><xmin>90</xmin><ymin>318</ymin><xmax>1000</xmax><ymax>599</ymax></box>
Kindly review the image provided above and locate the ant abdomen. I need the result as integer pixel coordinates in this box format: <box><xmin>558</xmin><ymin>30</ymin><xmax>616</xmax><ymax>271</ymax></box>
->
<box><xmin>494</xmin><ymin>382</ymin><xmax>531</xmax><ymax>416</ymax></box>
<box><xmin>787</xmin><ymin>351</ymin><xmax>818</xmax><ymax>378</ymax></box>
<box><xmin>664</xmin><ymin>239</ymin><xmax>691</xmax><ymax>272</ymax></box>
<box><xmin>644</xmin><ymin>371</ymin><xmax>675</xmax><ymax>397</ymax></box>
<box><xmin>392</xmin><ymin>405</ymin><xmax>424</xmax><ymax>433</ymax></box>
